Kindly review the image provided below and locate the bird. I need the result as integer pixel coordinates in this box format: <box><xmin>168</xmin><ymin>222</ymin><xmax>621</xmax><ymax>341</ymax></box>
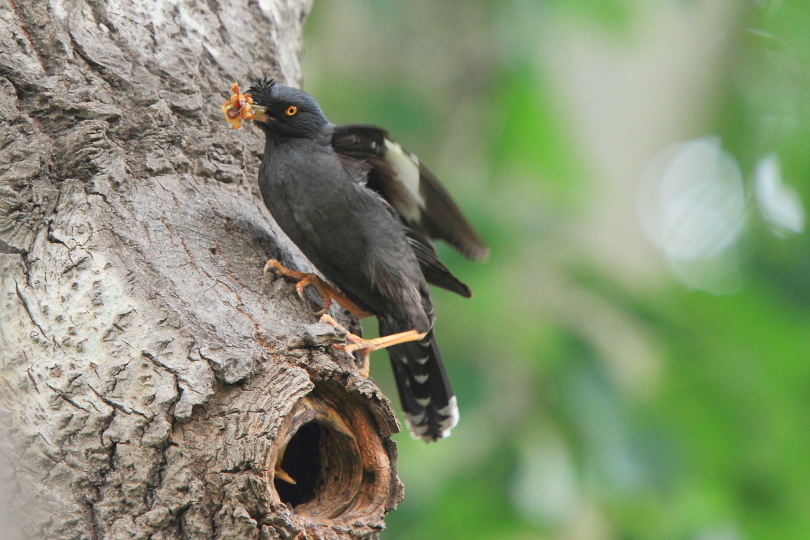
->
<box><xmin>228</xmin><ymin>80</ymin><xmax>488</xmax><ymax>442</ymax></box>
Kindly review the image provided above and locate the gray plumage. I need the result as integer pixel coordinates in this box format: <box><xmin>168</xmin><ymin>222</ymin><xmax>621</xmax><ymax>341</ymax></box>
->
<box><xmin>248</xmin><ymin>80</ymin><xmax>485</xmax><ymax>441</ymax></box>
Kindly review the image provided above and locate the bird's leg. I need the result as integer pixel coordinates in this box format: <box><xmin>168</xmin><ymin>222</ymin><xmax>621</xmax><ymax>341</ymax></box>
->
<box><xmin>263</xmin><ymin>259</ymin><xmax>372</xmax><ymax>318</ymax></box>
<box><xmin>319</xmin><ymin>314</ymin><xmax>427</xmax><ymax>378</ymax></box>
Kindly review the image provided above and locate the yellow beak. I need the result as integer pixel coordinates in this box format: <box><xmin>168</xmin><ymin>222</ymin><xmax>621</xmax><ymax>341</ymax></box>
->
<box><xmin>251</xmin><ymin>104</ymin><xmax>270</xmax><ymax>123</ymax></box>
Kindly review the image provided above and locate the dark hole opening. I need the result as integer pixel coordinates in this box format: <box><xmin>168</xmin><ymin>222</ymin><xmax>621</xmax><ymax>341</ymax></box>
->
<box><xmin>275</xmin><ymin>422</ymin><xmax>322</xmax><ymax>507</ymax></box>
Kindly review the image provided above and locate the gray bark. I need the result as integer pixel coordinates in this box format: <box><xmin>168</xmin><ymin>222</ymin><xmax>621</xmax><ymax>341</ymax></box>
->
<box><xmin>0</xmin><ymin>0</ymin><xmax>403</xmax><ymax>538</ymax></box>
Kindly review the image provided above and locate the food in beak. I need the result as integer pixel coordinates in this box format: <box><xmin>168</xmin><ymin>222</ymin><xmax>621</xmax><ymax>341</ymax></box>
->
<box><xmin>222</xmin><ymin>82</ymin><xmax>255</xmax><ymax>129</ymax></box>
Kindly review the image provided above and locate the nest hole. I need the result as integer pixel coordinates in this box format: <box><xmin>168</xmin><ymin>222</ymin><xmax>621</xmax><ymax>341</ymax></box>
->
<box><xmin>275</xmin><ymin>422</ymin><xmax>322</xmax><ymax>507</ymax></box>
<box><xmin>268</xmin><ymin>385</ymin><xmax>398</xmax><ymax>525</ymax></box>
<box><xmin>273</xmin><ymin>416</ymin><xmax>362</xmax><ymax>519</ymax></box>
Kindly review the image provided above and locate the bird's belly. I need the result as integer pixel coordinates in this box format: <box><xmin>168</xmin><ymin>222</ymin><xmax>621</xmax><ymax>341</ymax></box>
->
<box><xmin>260</xmin><ymin>169</ymin><xmax>373</xmax><ymax>298</ymax></box>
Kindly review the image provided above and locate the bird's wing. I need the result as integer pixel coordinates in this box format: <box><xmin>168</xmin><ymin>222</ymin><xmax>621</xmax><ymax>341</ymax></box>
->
<box><xmin>331</xmin><ymin>124</ymin><xmax>489</xmax><ymax>262</ymax></box>
<box><xmin>334</xmin><ymin>148</ymin><xmax>474</xmax><ymax>298</ymax></box>
<box><xmin>405</xmin><ymin>229</ymin><xmax>472</xmax><ymax>298</ymax></box>
<box><xmin>334</xmin><ymin>149</ymin><xmax>373</xmax><ymax>185</ymax></box>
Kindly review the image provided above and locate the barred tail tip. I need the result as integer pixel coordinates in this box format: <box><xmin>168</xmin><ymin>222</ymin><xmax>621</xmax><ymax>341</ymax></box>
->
<box><xmin>405</xmin><ymin>396</ymin><xmax>459</xmax><ymax>442</ymax></box>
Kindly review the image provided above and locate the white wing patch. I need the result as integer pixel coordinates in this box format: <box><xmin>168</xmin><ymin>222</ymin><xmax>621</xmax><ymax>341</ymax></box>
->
<box><xmin>383</xmin><ymin>138</ymin><xmax>425</xmax><ymax>222</ymax></box>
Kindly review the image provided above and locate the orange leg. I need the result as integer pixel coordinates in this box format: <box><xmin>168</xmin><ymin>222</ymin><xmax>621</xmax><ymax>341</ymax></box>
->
<box><xmin>319</xmin><ymin>314</ymin><xmax>427</xmax><ymax>378</ymax></box>
<box><xmin>264</xmin><ymin>259</ymin><xmax>372</xmax><ymax>318</ymax></box>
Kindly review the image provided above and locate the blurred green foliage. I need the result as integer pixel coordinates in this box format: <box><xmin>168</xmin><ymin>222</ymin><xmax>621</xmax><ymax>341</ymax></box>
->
<box><xmin>303</xmin><ymin>1</ymin><xmax>810</xmax><ymax>539</ymax></box>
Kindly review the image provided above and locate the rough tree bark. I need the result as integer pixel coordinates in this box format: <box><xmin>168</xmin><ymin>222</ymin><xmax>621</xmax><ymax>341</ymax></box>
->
<box><xmin>0</xmin><ymin>1</ymin><xmax>404</xmax><ymax>539</ymax></box>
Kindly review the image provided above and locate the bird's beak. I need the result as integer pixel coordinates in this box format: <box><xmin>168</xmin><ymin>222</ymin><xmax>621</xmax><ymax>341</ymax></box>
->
<box><xmin>251</xmin><ymin>104</ymin><xmax>270</xmax><ymax>123</ymax></box>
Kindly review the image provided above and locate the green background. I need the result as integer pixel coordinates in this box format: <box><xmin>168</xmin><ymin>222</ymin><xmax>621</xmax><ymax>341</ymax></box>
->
<box><xmin>302</xmin><ymin>1</ymin><xmax>810</xmax><ymax>539</ymax></box>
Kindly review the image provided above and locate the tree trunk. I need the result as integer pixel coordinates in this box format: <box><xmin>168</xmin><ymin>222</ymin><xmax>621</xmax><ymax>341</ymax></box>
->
<box><xmin>0</xmin><ymin>1</ymin><xmax>403</xmax><ymax>538</ymax></box>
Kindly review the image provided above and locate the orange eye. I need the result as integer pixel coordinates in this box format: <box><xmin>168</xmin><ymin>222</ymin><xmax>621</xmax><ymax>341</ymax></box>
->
<box><xmin>285</xmin><ymin>105</ymin><xmax>298</xmax><ymax>116</ymax></box>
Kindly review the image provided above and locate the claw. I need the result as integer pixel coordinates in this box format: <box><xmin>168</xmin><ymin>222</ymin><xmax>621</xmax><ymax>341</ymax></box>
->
<box><xmin>318</xmin><ymin>314</ymin><xmax>426</xmax><ymax>378</ymax></box>
<box><xmin>263</xmin><ymin>259</ymin><xmax>371</xmax><ymax>318</ymax></box>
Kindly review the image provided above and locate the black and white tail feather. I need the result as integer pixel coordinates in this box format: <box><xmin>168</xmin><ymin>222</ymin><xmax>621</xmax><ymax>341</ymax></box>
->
<box><xmin>377</xmin><ymin>289</ymin><xmax>459</xmax><ymax>442</ymax></box>
<box><xmin>380</xmin><ymin>324</ymin><xmax>459</xmax><ymax>441</ymax></box>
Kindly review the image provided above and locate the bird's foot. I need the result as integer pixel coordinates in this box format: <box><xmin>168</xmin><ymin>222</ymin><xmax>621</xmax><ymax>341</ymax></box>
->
<box><xmin>264</xmin><ymin>259</ymin><xmax>371</xmax><ymax>318</ymax></box>
<box><xmin>319</xmin><ymin>314</ymin><xmax>427</xmax><ymax>378</ymax></box>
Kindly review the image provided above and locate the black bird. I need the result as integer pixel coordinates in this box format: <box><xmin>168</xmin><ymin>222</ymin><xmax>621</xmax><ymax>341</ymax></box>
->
<box><xmin>244</xmin><ymin>80</ymin><xmax>488</xmax><ymax>441</ymax></box>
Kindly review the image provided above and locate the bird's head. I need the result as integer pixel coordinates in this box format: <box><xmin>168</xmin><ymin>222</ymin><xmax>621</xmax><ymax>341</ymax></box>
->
<box><xmin>247</xmin><ymin>79</ymin><xmax>328</xmax><ymax>139</ymax></box>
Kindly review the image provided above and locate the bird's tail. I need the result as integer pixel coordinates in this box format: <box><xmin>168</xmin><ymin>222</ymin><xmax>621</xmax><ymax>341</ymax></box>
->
<box><xmin>380</xmin><ymin>323</ymin><xmax>459</xmax><ymax>442</ymax></box>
